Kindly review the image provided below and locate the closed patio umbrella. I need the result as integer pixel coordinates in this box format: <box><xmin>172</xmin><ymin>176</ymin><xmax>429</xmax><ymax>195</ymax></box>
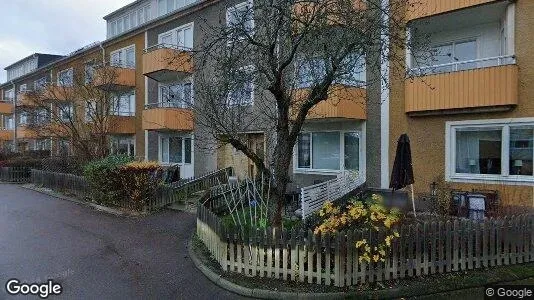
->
<box><xmin>390</xmin><ymin>134</ymin><xmax>416</xmax><ymax>217</ymax></box>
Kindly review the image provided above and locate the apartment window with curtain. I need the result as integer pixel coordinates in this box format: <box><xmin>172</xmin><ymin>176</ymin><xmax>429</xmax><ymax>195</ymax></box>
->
<box><xmin>110</xmin><ymin>45</ymin><xmax>135</xmax><ymax>68</ymax></box>
<box><xmin>447</xmin><ymin>119</ymin><xmax>534</xmax><ymax>183</ymax></box>
<box><xmin>111</xmin><ymin>92</ymin><xmax>135</xmax><ymax>116</ymax></box>
<box><xmin>296</xmin><ymin>131</ymin><xmax>360</xmax><ymax>172</ymax></box>
<box><xmin>159</xmin><ymin>82</ymin><xmax>192</xmax><ymax>108</ymax></box>
<box><xmin>226</xmin><ymin>0</ymin><xmax>254</xmax><ymax>41</ymax></box>
<box><xmin>57</xmin><ymin>68</ymin><xmax>74</xmax><ymax>87</ymax></box>
<box><xmin>160</xmin><ymin>135</ymin><xmax>192</xmax><ymax>164</ymax></box>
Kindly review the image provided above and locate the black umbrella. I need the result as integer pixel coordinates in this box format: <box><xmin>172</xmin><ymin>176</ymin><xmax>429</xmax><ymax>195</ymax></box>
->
<box><xmin>390</xmin><ymin>134</ymin><xmax>416</xmax><ymax>217</ymax></box>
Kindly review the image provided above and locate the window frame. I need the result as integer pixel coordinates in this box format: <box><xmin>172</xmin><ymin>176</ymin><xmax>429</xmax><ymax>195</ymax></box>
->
<box><xmin>293</xmin><ymin>129</ymin><xmax>365</xmax><ymax>175</ymax></box>
<box><xmin>226</xmin><ymin>0</ymin><xmax>255</xmax><ymax>42</ymax></box>
<box><xmin>157</xmin><ymin>22</ymin><xmax>194</xmax><ymax>50</ymax></box>
<box><xmin>58</xmin><ymin>103</ymin><xmax>74</xmax><ymax>123</ymax></box>
<box><xmin>446</xmin><ymin>118</ymin><xmax>534</xmax><ymax>185</ymax></box>
<box><xmin>110</xmin><ymin>135</ymin><xmax>136</xmax><ymax>157</ymax></box>
<box><xmin>158</xmin><ymin>133</ymin><xmax>193</xmax><ymax>165</ymax></box>
<box><xmin>226</xmin><ymin>65</ymin><xmax>255</xmax><ymax>106</ymax></box>
<box><xmin>57</xmin><ymin>68</ymin><xmax>74</xmax><ymax>87</ymax></box>
<box><xmin>110</xmin><ymin>45</ymin><xmax>136</xmax><ymax>69</ymax></box>
<box><xmin>111</xmin><ymin>91</ymin><xmax>136</xmax><ymax>116</ymax></box>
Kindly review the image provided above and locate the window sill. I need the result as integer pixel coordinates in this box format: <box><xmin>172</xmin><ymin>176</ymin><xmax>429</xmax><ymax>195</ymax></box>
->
<box><xmin>293</xmin><ymin>168</ymin><xmax>343</xmax><ymax>175</ymax></box>
<box><xmin>448</xmin><ymin>173</ymin><xmax>534</xmax><ymax>186</ymax></box>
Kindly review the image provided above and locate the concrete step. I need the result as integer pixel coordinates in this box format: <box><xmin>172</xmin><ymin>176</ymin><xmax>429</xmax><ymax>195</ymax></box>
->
<box><xmin>167</xmin><ymin>201</ymin><xmax>197</xmax><ymax>214</ymax></box>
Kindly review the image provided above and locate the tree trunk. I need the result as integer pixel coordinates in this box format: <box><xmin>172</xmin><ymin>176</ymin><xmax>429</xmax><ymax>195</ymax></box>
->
<box><xmin>271</xmin><ymin>130</ymin><xmax>294</xmax><ymax>227</ymax></box>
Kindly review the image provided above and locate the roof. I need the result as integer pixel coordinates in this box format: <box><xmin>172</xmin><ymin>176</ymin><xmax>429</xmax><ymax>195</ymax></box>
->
<box><xmin>103</xmin><ymin>0</ymin><xmax>142</xmax><ymax>20</ymax></box>
<box><xmin>4</xmin><ymin>53</ymin><xmax>64</xmax><ymax>70</ymax></box>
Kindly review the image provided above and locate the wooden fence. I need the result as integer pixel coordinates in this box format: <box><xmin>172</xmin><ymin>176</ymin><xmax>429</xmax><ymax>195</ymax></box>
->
<box><xmin>197</xmin><ymin>203</ymin><xmax>534</xmax><ymax>287</ymax></box>
<box><xmin>0</xmin><ymin>167</ymin><xmax>32</xmax><ymax>183</ymax></box>
<box><xmin>31</xmin><ymin>169</ymin><xmax>89</xmax><ymax>200</ymax></box>
<box><xmin>300</xmin><ymin>171</ymin><xmax>365</xmax><ymax>219</ymax></box>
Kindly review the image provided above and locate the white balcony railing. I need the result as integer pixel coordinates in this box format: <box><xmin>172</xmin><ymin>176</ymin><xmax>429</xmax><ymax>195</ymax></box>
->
<box><xmin>410</xmin><ymin>55</ymin><xmax>516</xmax><ymax>76</ymax></box>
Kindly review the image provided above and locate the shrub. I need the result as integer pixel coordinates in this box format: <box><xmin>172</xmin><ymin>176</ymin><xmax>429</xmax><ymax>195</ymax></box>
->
<box><xmin>83</xmin><ymin>155</ymin><xmax>133</xmax><ymax>206</ymax></box>
<box><xmin>0</xmin><ymin>157</ymin><xmax>42</xmax><ymax>169</ymax></box>
<box><xmin>116</xmin><ymin>161</ymin><xmax>162</xmax><ymax>211</ymax></box>
<box><xmin>314</xmin><ymin>194</ymin><xmax>402</xmax><ymax>263</ymax></box>
<box><xmin>42</xmin><ymin>156</ymin><xmax>86</xmax><ymax>175</ymax></box>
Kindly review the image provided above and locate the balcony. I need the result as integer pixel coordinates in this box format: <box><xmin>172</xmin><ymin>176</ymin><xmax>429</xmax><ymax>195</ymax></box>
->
<box><xmin>93</xmin><ymin>63</ymin><xmax>136</xmax><ymax>91</ymax></box>
<box><xmin>405</xmin><ymin>63</ymin><xmax>518</xmax><ymax>115</ymax></box>
<box><xmin>17</xmin><ymin>127</ymin><xmax>38</xmax><ymax>139</ymax></box>
<box><xmin>142</xmin><ymin>104</ymin><xmax>193</xmax><ymax>131</ymax></box>
<box><xmin>294</xmin><ymin>84</ymin><xmax>367</xmax><ymax>120</ymax></box>
<box><xmin>43</xmin><ymin>85</ymin><xmax>73</xmax><ymax>101</ymax></box>
<box><xmin>0</xmin><ymin>129</ymin><xmax>14</xmax><ymax>140</ymax></box>
<box><xmin>108</xmin><ymin>116</ymin><xmax>136</xmax><ymax>134</ymax></box>
<box><xmin>407</xmin><ymin>0</ymin><xmax>497</xmax><ymax>20</ymax></box>
<box><xmin>142</xmin><ymin>45</ymin><xmax>193</xmax><ymax>82</ymax></box>
<box><xmin>16</xmin><ymin>91</ymin><xmax>38</xmax><ymax>107</ymax></box>
<box><xmin>0</xmin><ymin>101</ymin><xmax>14</xmax><ymax>114</ymax></box>
<box><xmin>293</xmin><ymin>0</ymin><xmax>367</xmax><ymax>26</ymax></box>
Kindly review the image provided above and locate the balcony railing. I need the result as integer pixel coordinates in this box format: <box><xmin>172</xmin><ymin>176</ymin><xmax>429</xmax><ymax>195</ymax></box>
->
<box><xmin>145</xmin><ymin>101</ymin><xmax>190</xmax><ymax>110</ymax></box>
<box><xmin>142</xmin><ymin>104</ymin><xmax>193</xmax><ymax>131</ymax></box>
<box><xmin>0</xmin><ymin>100</ymin><xmax>14</xmax><ymax>114</ymax></box>
<box><xmin>93</xmin><ymin>62</ymin><xmax>136</xmax><ymax>91</ymax></box>
<box><xmin>142</xmin><ymin>44</ymin><xmax>193</xmax><ymax>82</ymax></box>
<box><xmin>407</xmin><ymin>0</ymin><xmax>498</xmax><ymax>20</ymax></box>
<box><xmin>409</xmin><ymin>55</ymin><xmax>516</xmax><ymax>77</ymax></box>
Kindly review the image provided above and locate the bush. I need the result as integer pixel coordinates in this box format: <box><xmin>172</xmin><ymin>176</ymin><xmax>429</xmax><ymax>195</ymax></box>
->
<box><xmin>83</xmin><ymin>156</ymin><xmax>162</xmax><ymax>211</ymax></box>
<box><xmin>83</xmin><ymin>155</ymin><xmax>133</xmax><ymax>206</ymax></box>
<box><xmin>0</xmin><ymin>157</ymin><xmax>42</xmax><ymax>169</ymax></box>
<box><xmin>314</xmin><ymin>194</ymin><xmax>402</xmax><ymax>263</ymax></box>
<box><xmin>116</xmin><ymin>161</ymin><xmax>162</xmax><ymax>211</ymax></box>
<box><xmin>42</xmin><ymin>156</ymin><xmax>86</xmax><ymax>175</ymax></box>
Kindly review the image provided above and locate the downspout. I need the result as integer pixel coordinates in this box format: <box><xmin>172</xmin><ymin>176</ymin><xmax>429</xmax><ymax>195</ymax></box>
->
<box><xmin>11</xmin><ymin>80</ymin><xmax>16</xmax><ymax>153</ymax></box>
<box><xmin>99</xmin><ymin>42</ymin><xmax>106</xmax><ymax>65</ymax></box>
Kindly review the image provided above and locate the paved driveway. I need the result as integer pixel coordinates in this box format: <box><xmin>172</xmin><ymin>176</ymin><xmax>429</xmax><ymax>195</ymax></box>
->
<box><xmin>0</xmin><ymin>184</ymin><xmax>248</xmax><ymax>299</ymax></box>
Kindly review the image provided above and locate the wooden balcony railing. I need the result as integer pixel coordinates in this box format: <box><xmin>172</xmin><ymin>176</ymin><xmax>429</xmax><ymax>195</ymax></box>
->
<box><xmin>0</xmin><ymin>101</ymin><xmax>14</xmax><ymax>114</ymax></box>
<box><xmin>93</xmin><ymin>64</ymin><xmax>136</xmax><ymax>91</ymax></box>
<box><xmin>0</xmin><ymin>129</ymin><xmax>14</xmax><ymax>140</ymax></box>
<box><xmin>108</xmin><ymin>115</ymin><xmax>136</xmax><ymax>134</ymax></box>
<box><xmin>407</xmin><ymin>0</ymin><xmax>498</xmax><ymax>20</ymax></box>
<box><xmin>142</xmin><ymin>106</ymin><xmax>193</xmax><ymax>131</ymax></box>
<box><xmin>143</xmin><ymin>45</ymin><xmax>193</xmax><ymax>82</ymax></box>
<box><xmin>405</xmin><ymin>64</ymin><xmax>518</xmax><ymax>114</ymax></box>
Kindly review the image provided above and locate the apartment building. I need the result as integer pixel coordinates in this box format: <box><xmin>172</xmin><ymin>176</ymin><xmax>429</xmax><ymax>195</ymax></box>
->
<box><xmin>390</xmin><ymin>0</ymin><xmax>533</xmax><ymax>205</ymax></box>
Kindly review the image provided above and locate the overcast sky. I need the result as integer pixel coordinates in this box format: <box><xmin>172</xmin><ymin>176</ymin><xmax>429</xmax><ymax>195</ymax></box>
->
<box><xmin>0</xmin><ymin>0</ymin><xmax>133</xmax><ymax>83</ymax></box>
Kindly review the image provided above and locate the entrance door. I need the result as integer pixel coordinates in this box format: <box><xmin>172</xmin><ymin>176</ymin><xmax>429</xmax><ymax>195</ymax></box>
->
<box><xmin>159</xmin><ymin>134</ymin><xmax>194</xmax><ymax>179</ymax></box>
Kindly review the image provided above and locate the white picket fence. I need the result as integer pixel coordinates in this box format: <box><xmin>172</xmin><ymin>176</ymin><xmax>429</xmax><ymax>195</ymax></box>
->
<box><xmin>300</xmin><ymin>171</ymin><xmax>365</xmax><ymax>219</ymax></box>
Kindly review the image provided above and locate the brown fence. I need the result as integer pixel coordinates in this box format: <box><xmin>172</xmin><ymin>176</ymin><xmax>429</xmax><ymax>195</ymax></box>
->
<box><xmin>0</xmin><ymin>167</ymin><xmax>32</xmax><ymax>183</ymax></box>
<box><xmin>197</xmin><ymin>203</ymin><xmax>534</xmax><ymax>287</ymax></box>
<box><xmin>31</xmin><ymin>169</ymin><xmax>89</xmax><ymax>200</ymax></box>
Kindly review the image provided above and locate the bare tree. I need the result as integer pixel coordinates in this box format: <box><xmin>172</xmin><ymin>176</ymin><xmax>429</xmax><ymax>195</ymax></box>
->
<box><xmin>22</xmin><ymin>60</ymin><xmax>126</xmax><ymax>161</ymax></box>
<box><xmin>176</xmin><ymin>0</ymin><xmax>430</xmax><ymax>225</ymax></box>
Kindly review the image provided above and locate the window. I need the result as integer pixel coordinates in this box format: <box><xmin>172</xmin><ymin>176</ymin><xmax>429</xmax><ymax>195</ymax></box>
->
<box><xmin>424</xmin><ymin>39</ymin><xmax>477</xmax><ymax>73</ymax></box>
<box><xmin>111</xmin><ymin>92</ymin><xmax>135</xmax><ymax>116</ymax></box>
<box><xmin>19</xmin><ymin>112</ymin><xmax>28</xmax><ymax>125</ymax></box>
<box><xmin>296</xmin><ymin>131</ymin><xmax>360</xmax><ymax>172</ymax></box>
<box><xmin>5</xmin><ymin>89</ymin><xmax>14</xmax><ymax>102</ymax></box>
<box><xmin>110</xmin><ymin>45</ymin><xmax>135</xmax><ymax>68</ymax></box>
<box><xmin>34</xmin><ymin>139</ymin><xmax>51</xmax><ymax>151</ymax></box>
<box><xmin>226</xmin><ymin>1</ymin><xmax>254</xmax><ymax>41</ymax></box>
<box><xmin>157</xmin><ymin>23</ymin><xmax>194</xmax><ymax>49</ymax></box>
<box><xmin>160</xmin><ymin>135</ymin><xmax>192</xmax><ymax>164</ymax></box>
<box><xmin>57</xmin><ymin>68</ymin><xmax>74</xmax><ymax>87</ymax></box>
<box><xmin>85</xmin><ymin>61</ymin><xmax>96</xmax><ymax>84</ymax></box>
<box><xmin>111</xmin><ymin>136</ymin><xmax>135</xmax><ymax>156</ymax></box>
<box><xmin>35</xmin><ymin>108</ymin><xmax>50</xmax><ymax>125</ymax></box>
<box><xmin>227</xmin><ymin>66</ymin><xmax>254</xmax><ymax>106</ymax></box>
<box><xmin>296</xmin><ymin>55</ymin><xmax>366</xmax><ymax>89</ymax></box>
<box><xmin>57</xmin><ymin>140</ymin><xmax>70</xmax><ymax>156</ymax></box>
<box><xmin>296</xmin><ymin>58</ymin><xmax>326</xmax><ymax>89</ymax></box>
<box><xmin>19</xmin><ymin>84</ymin><xmax>28</xmax><ymax>92</ymax></box>
<box><xmin>159</xmin><ymin>82</ymin><xmax>192</xmax><ymax>107</ymax></box>
<box><xmin>58</xmin><ymin>103</ymin><xmax>74</xmax><ymax>122</ymax></box>
<box><xmin>85</xmin><ymin>101</ymin><xmax>97</xmax><ymax>122</ymax></box>
<box><xmin>446</xmin><ymin>118</ymin><xmax>534</xmax><ymax>183</ymax></box>
<box><xmin>3</xmin><ymin>115</ymin><xmax>14</xmax><ymax>130</ymax></box>
<box><xmin>34</xmin><ymin>77</ymin><xmax>47</xmax><ymax>91</ymax></box>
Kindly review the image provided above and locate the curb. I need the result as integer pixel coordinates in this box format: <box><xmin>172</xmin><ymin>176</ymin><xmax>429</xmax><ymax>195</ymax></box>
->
<box><xmin>20</xmin><ymin>184</ymin><xmax>143</xmax><ymax>217</ymax></box>
<box><xmin>187</xmin><ymin>238</ymin><xmax>349</xmax><ymax>300</ymax></box>
<box><xmin>188</xmin><ymin>236</ymin><xmax>534</xmax><ymax>300</ymax></box>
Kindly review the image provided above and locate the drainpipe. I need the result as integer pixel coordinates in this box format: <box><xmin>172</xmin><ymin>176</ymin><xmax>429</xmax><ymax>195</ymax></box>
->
<box><xmin>10</xmin><ymin>80</ymin><xmax>17</xmax><ymax>153</ymax></box>
<box><xmin>99</xmin><ymin>42</ymin><xmax>106</xmax><ymax>65</ymax></box>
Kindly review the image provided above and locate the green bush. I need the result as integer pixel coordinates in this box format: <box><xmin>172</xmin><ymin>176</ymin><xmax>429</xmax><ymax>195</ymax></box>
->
<box><xmin>116</xmin><ymin>161</ymin><xmax>162</xmax><ymax>211</ymax></box>
<box><xmin>83</xmin><ymin>155</ymin><xmax>133</xmax><ymax>206</ymax></box>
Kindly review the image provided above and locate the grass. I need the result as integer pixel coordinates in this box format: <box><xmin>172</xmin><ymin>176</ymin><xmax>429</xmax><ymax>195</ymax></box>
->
<box><xmin>220</xmin><ymin>206</ymin><xmax>303</xmax><ymax>234</ymax></box>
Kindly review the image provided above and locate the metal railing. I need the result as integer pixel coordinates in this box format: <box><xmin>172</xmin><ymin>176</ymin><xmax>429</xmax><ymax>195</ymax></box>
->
<box><xmin>143</xmin><ymin>43</ymin><xmax>192</xmax><ymax>54</ymax></box>
<box><xmin>410</xmin><ymin>55</ymin><xmax>516</xmax><ymax>76</ymax></box>
<box><xmin>145</xmin><ymin>101</ymin><xmax>191</xmax><ymax>109</ymax></box>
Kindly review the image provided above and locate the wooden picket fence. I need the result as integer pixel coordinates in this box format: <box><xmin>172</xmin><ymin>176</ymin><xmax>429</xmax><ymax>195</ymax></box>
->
<box><xmin>197</xmin><ymin>203</ymin><xmax>534</xmax><ymax>287</ymax></box>
<box><xmin>31</xmin><ymin>169</ymin><xmax>90</xmax><ymax>199</ymax></box>
<box><xmin>0</xmin><ymin>167</ymin><xmax>32</xmax><ymax>183</ymax></box>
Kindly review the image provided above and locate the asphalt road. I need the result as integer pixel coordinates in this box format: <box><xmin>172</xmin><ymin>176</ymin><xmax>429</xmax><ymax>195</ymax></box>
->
<box><xmin>0</xmin><ymin>184</ymin><xmax>248</xmax><ymax>299</ymax></box>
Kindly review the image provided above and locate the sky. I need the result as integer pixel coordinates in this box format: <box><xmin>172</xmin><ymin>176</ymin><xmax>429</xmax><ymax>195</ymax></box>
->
<box><xmin>0</xmin><ymin>0</ymin><xmax>133</xmax><ymax>83</ymax></box>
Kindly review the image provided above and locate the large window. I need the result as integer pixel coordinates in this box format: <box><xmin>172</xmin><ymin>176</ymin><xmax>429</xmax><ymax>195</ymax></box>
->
<box><xmin>57</xmin><ymin>68</ymin><xmax>74</xmax><ymax>87</ymax></box>
<box><xmin>111</xmin><ymin>92</ymin><xmax>135</xmax><ymax>116</ymax></box>
<box><xmin>159</xmin><ymin>82</ymin><xmax>192</xmax><ymax>108</ymax></box>
<box><xmin>35</xmin><ymin>108</ymin><xmax>50</xmax><ymax>125</ymax></box>
<box><xmin>160</xmin><ymin>135</ymin><xmax>193</xmax><ymax>164</ymax></box>
<box><xmin>34</xmin><ymin>139</ymin><xmax>51</xmax><ymax>151</ymax></box>
<box><xmin>110</xmin><ymin>45</ymin><xmax>135</xmax><ymax>68</ymax></box>
<box><xmin>158</xmin><ymin>0</ymin><xmax>196</xmax><ymax>17</ymax></box>
<box><xmin>3</xmin><ymin>115</ymin><xmax>14</xmax><ymax>130</ymax></box>
<box><xmin>158</xmin><ymin>23</ymin><xmax>194</xmax><ymax>50</ymax></box>
<box><xmin>447</xmin><ymin>119</ymin><xmax>534</xmax><ymax>183</ymax></box>
<box><xmin>227</xmin><ymin>66</ymin><xmax>254</xmax><ymax>106</ymax></box>
<box><xmin>4</xmin><ymin>89</ymin><xmax>14</xmax><ymax>102</ymax></box>
<box><xmin>58</xmin><ymin>103</ymin><xmax>74</xmax><ymax>123</ymax></box>
<box><xmin>226</xmin><ymin>1</ymin><xmax>254</xmax><ymax>41</ymax></box>
<box><xmin>111</xmin><ymin>136</ymin><xmax>135</xmax><ymax>157</ymax></box>
<box><xmin>296</xmin><ymin>131</ymin><xmax>360</xmax><ymax>172</ymax></box>
<box><xmin>296</xmin><ymin>55</ymin><xmax>366</xmax><ymax>88</ymax></box>
<box><xmin>422</xmin><ymin>39</ymin><xmax>477</xmax><ymax>74</ymax></box>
